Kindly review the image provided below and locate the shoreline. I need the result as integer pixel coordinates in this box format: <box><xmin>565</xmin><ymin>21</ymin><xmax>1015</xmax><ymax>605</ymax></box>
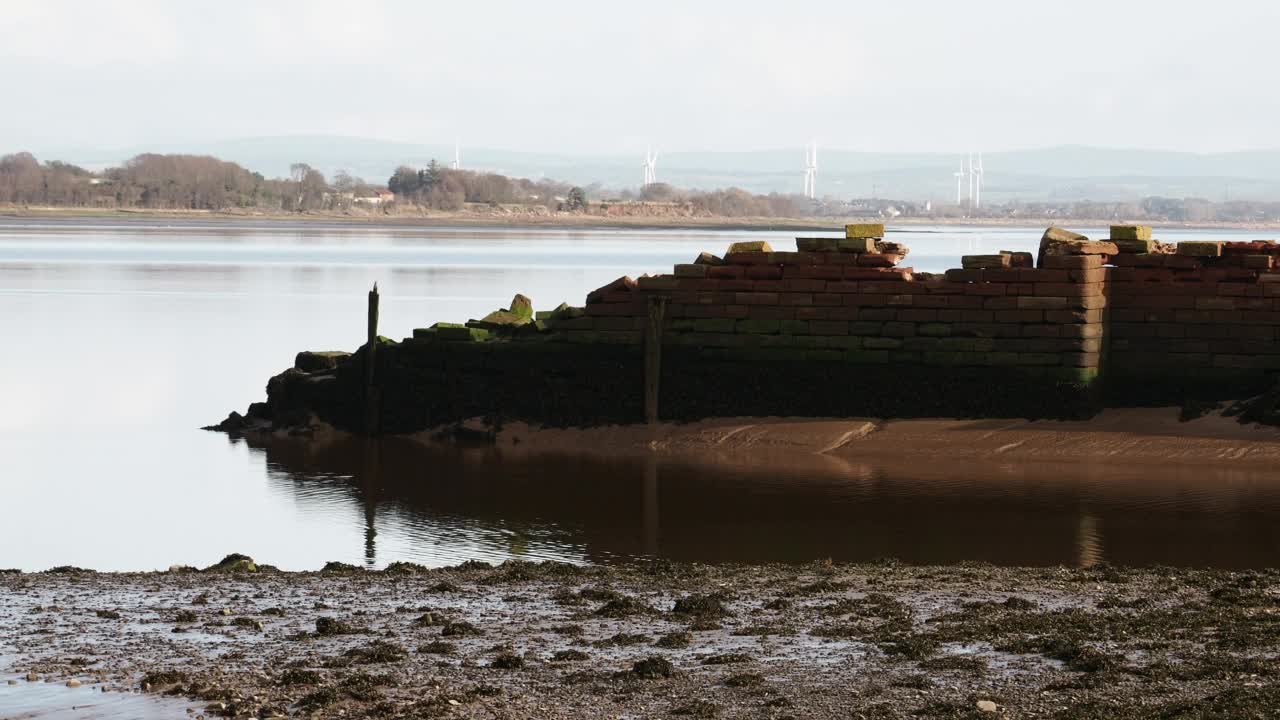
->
<box><xmin>4</xmin><ymin>561</ymin><xmax>1277</xmax><ymax>719</ymax></box>
<box><xmin>332</xmin><ymin>406</ymin><xmax>1280</xmax><ymax>470</ymax></box>
<box><xmin>5</xmin><ymin>205</ymin><xmax>1280</xmax><ymax>232</ymax></box>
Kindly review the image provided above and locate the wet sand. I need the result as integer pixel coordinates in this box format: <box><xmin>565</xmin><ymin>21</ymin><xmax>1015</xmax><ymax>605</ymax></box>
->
<box><xmin>414</xmin><ymin>407</ymin><xmax>1280</xmax><ymax>470</ymax></box>
<box><xmin>3</xmin><ymin>562</ymin><xmax>1277</xmax><ymax>719</ymax></box>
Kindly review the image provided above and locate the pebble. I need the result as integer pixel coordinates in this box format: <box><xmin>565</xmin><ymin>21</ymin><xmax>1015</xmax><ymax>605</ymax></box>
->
<box><xmin>6</xmin><ymin>680</ymin><xmax>17</xmax><ymax>685</ymax></box>
<box><xmin>977</xmin><ymin>699</ymin><xmax>998</xmax><ymax>713</ymax></box>
<box><xmin>25</xmin><ymin>672</ymin><xmax>38</xmax><ymax>681</ymax></box>
<box><xmin>66</xmin><ymin>679</ymin><xmax>82</xmax><ymax>688</ymax></box>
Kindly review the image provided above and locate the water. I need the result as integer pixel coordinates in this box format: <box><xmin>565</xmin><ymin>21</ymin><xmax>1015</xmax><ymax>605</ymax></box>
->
<box><xmin>3</xmin><ymin>218</ymin><xmax>1278</xmax><ymax>572</ymax></box>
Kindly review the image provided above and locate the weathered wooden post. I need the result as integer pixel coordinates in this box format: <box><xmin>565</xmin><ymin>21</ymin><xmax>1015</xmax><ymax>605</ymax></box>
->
<box><xmin>644</xmin><ymin>295</ymin><xmax>667</xmax><ymax>424</ymax></box>
<box><xmin>364</xmin><ymin>283</ymin><xmax>380</xmax><ymax>435</ymax></box>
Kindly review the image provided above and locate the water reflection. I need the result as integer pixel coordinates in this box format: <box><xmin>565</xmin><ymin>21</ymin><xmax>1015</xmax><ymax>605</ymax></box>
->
<box><xmin>247</xmin><ymin>434</ymin><xmax>1280</xmax><ymax>569</ymax></box>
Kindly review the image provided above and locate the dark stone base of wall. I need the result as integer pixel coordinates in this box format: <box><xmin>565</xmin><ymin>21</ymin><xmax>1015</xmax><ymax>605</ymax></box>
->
<box><xmin>255</xmin><ymin>340</ymin><xmax>1103</xmax><ymax>435</ymax></box>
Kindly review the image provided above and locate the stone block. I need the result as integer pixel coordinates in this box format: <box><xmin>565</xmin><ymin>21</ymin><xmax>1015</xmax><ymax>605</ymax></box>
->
<box><xmin>1177</xmin><ymin>241</ymin><xmax>1224</xmax><ymax>257</ymax></box>
<box><xmin>1042</xmin><ymin>255</ymin><xmax>1104</xmax><ymax>270</ymax></box>
<box><xmin>845</xmin><ymin>223</ymin><xmax>885</xmax><ymax>239</ymax></box>
<box><xmin>838</xmin><ymin>237</ymin><xmax>878</xmax><ymax>253</ymax></box>
<box><xmin>437</xmin><ymin>325</ymin><xmax>490</xmax><ymax>342</ymax></box>
<box><xmin>674</xmin><ymin>264</ymin><xmax>708</xmax><ymax>278</ymax></box>
<box><xmin>1042</xmin><ymin>226</ymin><xmax>1089</xmax><ymax>243</ymax></box>
<box><xmin>1243</xmin><ymin>255</ymin><xmax>1274</xmax><ymax>270</ymax></box>
<box><xmin>694</xmin><ymin>251</ymin><xmax>724</xmax><ymax>266</ymax></box>
<box><xmin>736</xmin><ymin>319</ymin><xmax>780</xmax><ymax>334</ymax></box>
<box><xmin>1114</xmin><ymin>239</ymin><xmax>1157</xmax><ymax>254</ymax></box>
<box><xmin>962</xmin><ymin>254</ymin><xmax>1010</xmax><ymax>270</ymax></box>
<box><xmin>1005</xmin><ymin>251</ymin><xmax>1035</xmax><ymax>268</ymax></box>
<box><xmin>693</xmin><ymin>318</ymin><xmax>736</xmax><ymax>333</ymax></box>
<box><xmin>796</xmin><ymin>237</ymin><xmax>840</xmax><ymax>252</ymax></box>
<box><xmin>727</xmin><ymin>240</ymin><xmax>773</xmax><ymax>254</ymax></box>
<box><xmin>1110</xmin><ymin>225</ymin><xmax>1153</xmax><ymax>241</ymax></box>
<box><xmin>637</xmin><ymin>275</ymin><xmax>680</xmax><ymax>291</ymax></box>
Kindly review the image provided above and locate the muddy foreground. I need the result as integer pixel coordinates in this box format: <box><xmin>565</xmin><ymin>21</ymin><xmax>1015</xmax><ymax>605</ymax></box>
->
<box><xmin>2</xmin><ymin>561</ymin><xmax>1278</xmax><ymax>719</ymax></box>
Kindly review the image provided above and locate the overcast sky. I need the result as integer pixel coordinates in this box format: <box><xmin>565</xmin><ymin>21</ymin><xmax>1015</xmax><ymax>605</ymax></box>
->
<box><xmin>2</xmin><ymin>0</ymin><xmax>1276</xmax><ymax>156</ymax></box>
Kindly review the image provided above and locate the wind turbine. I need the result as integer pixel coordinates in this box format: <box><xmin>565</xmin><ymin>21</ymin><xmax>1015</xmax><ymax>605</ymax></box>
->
<box><xmin>451</xmin><ymin>139</ymin><xmax>460</xmax><ymax>170</ymax></box>
<box><xmin>803</xmin><ymin>142</ymin><xmax>818</xmax><ymax>200</ymax></box>
<box><xmin>973</xmin><ymin>152</ymin><xmax>984</xmax><ymax>209</ymax></box>
<box><xmin>642</xmin><ymin>147</ymin><xmax>658</xmax><ymax>186</ymax></box>
<box><xmin>954</xmin><ymin>160</ymin><xmax>966</xmax><ymax>205</ymax></box>
<box><xmin>967</xmin><ymin>152</ymin><xmax>976</xmax><ymax>210</ymax></box>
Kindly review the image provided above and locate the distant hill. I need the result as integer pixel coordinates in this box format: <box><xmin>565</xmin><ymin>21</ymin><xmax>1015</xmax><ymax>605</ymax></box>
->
<box><xmin>28</xmin><ymin>136</ymin><xmax>1280</xmax><ymax>203</ymax></box>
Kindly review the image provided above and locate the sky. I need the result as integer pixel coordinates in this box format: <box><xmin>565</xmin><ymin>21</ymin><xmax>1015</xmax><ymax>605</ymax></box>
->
<box><xmin>2</xmin><ymin>0</ymin><xmax>1277</xmax><ymax>156</ymax></box>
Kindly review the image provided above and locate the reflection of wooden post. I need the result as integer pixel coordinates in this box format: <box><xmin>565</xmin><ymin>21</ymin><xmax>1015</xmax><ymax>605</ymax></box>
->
<box><xmin>643</xmin><ymin>455</ymin><xmax>659</xmax><ymax>556</ymax></box>
<box><xmin>644</xmin><ymin>296</ymin><xmax>667</xmax><ymax>424</ymax></box>
<box><xmin>365</xmin><ymin>284</ymin><xmax>380</xmax><ymax>435</ymax></box>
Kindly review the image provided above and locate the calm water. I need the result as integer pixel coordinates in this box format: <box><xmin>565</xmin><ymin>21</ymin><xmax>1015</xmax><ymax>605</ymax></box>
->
<box><xmin>2</xmin><ymin>218</ymin><xmax>1278</xmax><ymax>571</ymax></box>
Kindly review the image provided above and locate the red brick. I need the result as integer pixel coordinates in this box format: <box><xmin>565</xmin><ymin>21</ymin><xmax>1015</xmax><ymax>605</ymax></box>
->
<box><xmin>897</xmin><ymin>309</ymin><xmax>937</xmax><ymax>322</ymax></box>
<box><xmin>779</xmin><ymin>293</ymin><xmax>813</xmax><ymax>306</ymax></box>
<box><xmin>725</xmin><ymin>251</ymin><xmax>774</xmax><ymax>265</ymax></box>
<box><xmin>983</xmin><ymin>269</ymin><xmax>1022</xmax><ymax>283</ymax></box>
<box><xmin>708</xmin><ymin>265</ymin><xmax>746</xmax><ymax>280</ymax></box>
<box><xmin>746</xmin><ymin>265</ymin><xmax>784</xmax><ymax>280</ymax></box>
<box><xmin>964</xmin><ymin>284</ymin><xmax>1007</xmax><ymax>296</ymax></box>
<box><xmin>857</xmin><ymin>253</ymin><xmax>901</xmax><ymax>267</ymax></box>
<box><xmin>781</xmin><ymin>278</ymin><xmax>826</xmax><ymax>292</ymax></box>
<box><xmin>1043</xmin><ymin>255</ymin><xmax>1103</xmax><ymax>270</ymax></box>
<box><xmin>1016</xmin><ymin>268</ymin><xmax>1070</xmax><ymax>283</ymax></box>
<box><xmin>945</xmin><ymin>269</ymin><xmax>984</xmax><ymax>282</ymax></box>
<box><xmin>810</xmin><ymin>320</ymin><xmax>849</xmax><ymax>335</ymax></box>
<box><xmin>1035</xmin><ymin>282</ymin><xmax>1103</xmax><ymax>297</ymax></box>
<box><xmin>814</xmin><ymin>293</ymin><xmax>844</xmax><ymax>306</ymax></box>
<box><xmin>786</xmin><ymin>265</ymin><xmax>843</xmax><ymax>280</ymax></box>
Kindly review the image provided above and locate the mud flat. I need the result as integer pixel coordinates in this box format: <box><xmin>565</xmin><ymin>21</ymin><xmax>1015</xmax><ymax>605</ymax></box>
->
<box><xmin>2</xmin><ymin>561</ymin><xmax>1278</xmax><ymax>719</ymax></box>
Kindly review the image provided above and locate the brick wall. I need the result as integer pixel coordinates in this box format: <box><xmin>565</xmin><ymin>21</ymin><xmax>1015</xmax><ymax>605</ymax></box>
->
<box><xmin>266</xmin><ymin>227</ymin><xmax>1280</xmax><ymax>432</ymax></box>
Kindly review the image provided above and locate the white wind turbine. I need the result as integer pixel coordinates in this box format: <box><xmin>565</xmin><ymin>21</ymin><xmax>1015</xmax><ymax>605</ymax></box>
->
<box><xmin>973</xmin><ymin>152</ymin><xmax>984</xmax><ymax>209</ymax></box>
<box><xmin>967</xmin><ymin>152</ymin><xmax>976</xmax><ymax>210</ymax></box>
<box><xmin>803</xmin><ymin>142</ymin><xmax>818</xmax><ymax>200</ymax></box>
<box><xmin>954</xmin><ymin>160</ymin><xmax>966</xmax><ymax>206</ymax></box>
<box><xmin>642</xmin><ymin>147</ymin><xmax>658</xmax><ymax>186</ymax></box>
<box><xmin>451</xmin><ymin>139</ymin><xmax>460</xmax><ymax>170</ymax></box>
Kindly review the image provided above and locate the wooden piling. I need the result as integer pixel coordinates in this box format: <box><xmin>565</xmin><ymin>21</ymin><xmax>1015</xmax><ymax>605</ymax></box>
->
<box><xmin>644</xmin><ymin>295</ymin><xmax>667</xmax><ymax>424</ymax></box>
<box><xmin>364</xmin><ymin>283</ymin><xmax>380</xmax><ymax>435</ymax></box>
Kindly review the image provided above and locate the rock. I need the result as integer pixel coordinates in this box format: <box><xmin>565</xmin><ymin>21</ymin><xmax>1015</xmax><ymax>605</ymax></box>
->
<box><xmin>875</xmin><ymin>241</ymin><xmax>910</xmax><ymax>257</ymax></box>
<box><xmin>976</xmin><ymin>699</ymin><xmax>998</xmax><ymax>713</ymax></box>
<box><xmin>469</xmin><ymin>309</ymin><xmax>531</xmax><ymax>329</ymax></box>
<box><xmin>508</xmin><ymin>294</ymin><xmax>534</xmax><ymax>320</ymax></box>
<box><xmin>845</xmin><ymin>223</ymin><xmax>885</xmax><ymax>239</ymax></box>
<box><xmin>25</xmin><ymin>673</ymin><xmax>38</xmax><ymax>681</ymax></box>
<box><xmin>201</xmin><ymin>411</ymin><xmax>246</xmax><ymax>433</ymax></box>
<box><xmin>65</xmin><ymin>679</ymin><xmax>81</xmax><ymax>688</ymax></box>
<box><xmin>586</xmin><ymin>276</ymin><xmax>637</xmax><ymax>303</ymax></box>
<box><xmin>294</xmin><ymin>351</ymin><xmax>351</xmax><ymax>373</ymax></box>
<box><xmin>726</xmin><ymin>240</ymin><xmax>772</xmax><ymax>253</ymax></box>
<box><xmin>204</xmin><ymin>554</ymin><xmax>257</xmax><ymax>573</ymax></box>
<box><xmin>694</xmin><ymin>251</ymin><xmax>724</xmax><ymax>265</ymax></box>
<box><xmin>6</xmin><ymin>680</ymin><xmax>16</xmax><ymax>685</ymax></box>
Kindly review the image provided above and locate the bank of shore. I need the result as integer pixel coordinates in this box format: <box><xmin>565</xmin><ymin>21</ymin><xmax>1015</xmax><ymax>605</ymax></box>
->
<box><xmin>404</xmin><ymin>407</ymin><xmax>1280</xmax><ymax>470</ymax></box>
<box><xmin>4</xmin><ymin>205</ymin><xmax>1280</xmax><ymax>232</ymax></box>
<box><xmin>3</xmin><ymin>561</ymin><xmax>1277</xmax><ymax>719</ymax></box>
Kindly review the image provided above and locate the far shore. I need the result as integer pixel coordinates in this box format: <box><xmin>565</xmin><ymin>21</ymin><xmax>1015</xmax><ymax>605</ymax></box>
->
<box><xmin>5</xmin><ymin>204</ymin><xmax>1280</xmax><ymax>232</ymax></box>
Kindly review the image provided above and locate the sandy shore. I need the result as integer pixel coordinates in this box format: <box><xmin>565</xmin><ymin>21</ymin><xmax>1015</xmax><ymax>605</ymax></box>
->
<box><xmin>2</xmin><ymin>562</ymin><xmax>1277</xmax><ymax>719</ymax></box>
<box><xmin>411</xmin><ymin>407</ymin><xmax>1280</xmax><ymax>470</ymax></box>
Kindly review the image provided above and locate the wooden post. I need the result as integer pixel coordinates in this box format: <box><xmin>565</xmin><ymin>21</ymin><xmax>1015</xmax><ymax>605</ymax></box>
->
<box><xmin>364</xmin><ymin>283</ymin><xmax>380</xmax><ymax>435</ymax></box>
<box><xmin>644</xmin><ymin>295</ymin><xmax>667</xmax><ymax>424</ymax></box>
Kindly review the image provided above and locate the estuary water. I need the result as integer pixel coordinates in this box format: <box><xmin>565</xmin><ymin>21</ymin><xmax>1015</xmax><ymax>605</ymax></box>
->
<box><xmin>2</xmin><ymin>218</ymin><xmax>1278</xmax><ymax>571</ymax></box>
